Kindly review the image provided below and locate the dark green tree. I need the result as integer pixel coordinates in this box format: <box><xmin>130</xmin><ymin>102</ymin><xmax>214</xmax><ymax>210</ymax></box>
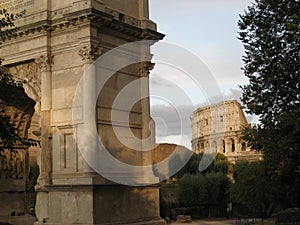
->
<box><xmin>238</xmin><ymin>0</ymin><xmax>300</xmax><ymax>206</ymax></box>
<box><xmin>178</xmin><ymin>172</ymin><xmax>231</xmax><ymax>217</ymax></box>
<box><xmin>0</xmin><ymin>9</ymin><xmax>38</xmax><ymax>151</ymax></box>
<box><xmin>177</xmin><ymin>173</ymin><xmax>208</xmax><ymax>208</ymax></box>
<box><xmin>205</xmin><ymin>172</ymin><xmax>231</xmax><ymax>217</ymax></box>
<box><xmin>174</xmin><ymin>153</ymin><xmax>232</xmax><ymax>179</ymax></box>
<box><xmin>230</xmin><ymin>161</ymin><xmax>280</xmax><ymax>221</ymax></box>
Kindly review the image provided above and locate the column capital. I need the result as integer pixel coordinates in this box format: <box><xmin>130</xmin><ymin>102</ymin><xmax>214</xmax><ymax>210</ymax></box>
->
<box><xmin>140</xmin><ymin>61</ymin><xmax>155</xmax><ymax>76</ymax></box>
<box><xmin>35</xmin><ymin>55</ymin><xmax>51</xmax><ymax>72</ymax></box>
<box><xmin>78</xmin><ymin>44</ymin><xmax>102</xmax><ymax>64</ymax></box>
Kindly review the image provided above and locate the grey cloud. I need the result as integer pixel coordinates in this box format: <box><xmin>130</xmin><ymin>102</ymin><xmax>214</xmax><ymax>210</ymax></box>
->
<box><xmin>150</xmin><ymin>88</ymin><xmax>244</xmax><ymax>139</ymax></box>
<box><xmin>151</xmin><ymin>104</ymin><xmax>195</xmax><ymax>138</ymax></box>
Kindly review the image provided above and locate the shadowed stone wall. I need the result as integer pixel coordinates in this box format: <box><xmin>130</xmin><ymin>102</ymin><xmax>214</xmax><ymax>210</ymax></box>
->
<box><xmin>0</xmin><ymin>84</ymin><xmax>36</xmax><ymax>224</ymax></box>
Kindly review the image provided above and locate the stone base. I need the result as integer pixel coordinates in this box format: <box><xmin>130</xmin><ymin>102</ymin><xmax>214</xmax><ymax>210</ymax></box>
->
<box><xmin>35</xmin><ymin>184</ymin><xmax>165</xmax><ymax>225</ymax></box>
<box><xmin>0</xmin><ymin>215</ymin><xmax>36</xmax><ymax>225</ymax></box>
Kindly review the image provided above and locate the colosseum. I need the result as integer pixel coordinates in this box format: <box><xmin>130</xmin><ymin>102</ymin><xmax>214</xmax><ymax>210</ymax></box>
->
<box><xmin>191</xmin><ymin>100</ymin><xmax>262</xmax><ymax>163</ymax></box>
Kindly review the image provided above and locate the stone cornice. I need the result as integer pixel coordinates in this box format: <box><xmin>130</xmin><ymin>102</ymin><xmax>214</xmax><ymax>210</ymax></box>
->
<box><xmin>3</xmin><ymin>7</ymin><xmax>164</xmax><ymax>42</ymax></box>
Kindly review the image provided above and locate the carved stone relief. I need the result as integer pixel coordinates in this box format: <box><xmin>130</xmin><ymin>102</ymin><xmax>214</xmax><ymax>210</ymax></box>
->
<box><xmin>139</xmin><ymin>61</ymin><xmax>155</xmax><ymax>76</ymax></box>
<box><xmin>78</xmin><ymin>44</ymin><xmax>103</xmax><ymax>63</ymax></box>
<box><xmin>8</xmin><ymin>62</ymin><xmax>41</xmax><ymax>115</ymax></box>
<box><xmin>0</xmin><ymin>70</ymin><xmax>35</xmax><ymax>219</ymax></box>
<box><xmin>6</xmin><ymin>62</ymin><xmax>41</xmax><ymax>163</ymax></box>
<box><xmin>0</xmin><ymin>149</ymin><xmax>25</xmax><ymax>179</ymax></box>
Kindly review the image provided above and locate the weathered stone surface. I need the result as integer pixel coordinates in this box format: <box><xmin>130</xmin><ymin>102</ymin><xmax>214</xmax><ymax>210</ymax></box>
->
<box><xmin>0</xmin><ymin>214</ymin><xmax>36</xmax><ymax>225</ymax></box>
<box><xmin>0</xmin><ymin>83</ymin><xmax>36</xmax><ymax>224</ymax></box>
<box><xmin>191</xmin><ymin>100</ymin><xmax>263</xmax><ymax>163</ymax></box>
<box><xmin>0</xmin><ymin>0</ymin><xmax>165</xmax><ymax>224</ymax></box>
<box><xmin>176</xmin><ymin>215</ymin><xmax>192</xmax><ymax>223</ymax></box>
<box><xmin>5</xmin><ymin>62</ymin><xmax>41</xmax><ymax>163</ymax></box>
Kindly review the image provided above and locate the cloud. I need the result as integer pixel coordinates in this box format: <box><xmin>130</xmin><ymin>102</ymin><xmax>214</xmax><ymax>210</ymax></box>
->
<box><xmin>150</xmin><ymin>88</ymin><xmax>246</xmax><ymax>147</ymax></box>
<box><xmin>149</xmin><ymin>0</ymin><xmax>255</xmax><ymax>147</ymax></box>
<box><xmin>149</xmin><ymin>0</ymin><xmax>252</xmax><ymax>97</ymax></box>
<box><xmin>151</xmin><ymin>104</ymin><xmax>194</xmax><ymax>138</ymax></box>
<box><xmin>150</xmin><ymin>89</ymin><xmax>243</xmax><ymax>135</ymax></box>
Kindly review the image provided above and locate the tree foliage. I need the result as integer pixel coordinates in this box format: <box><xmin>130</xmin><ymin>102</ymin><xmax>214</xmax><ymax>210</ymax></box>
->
<box><xmin>238</xmin><ymin>0</ymin><xmax>300</xmax><ymax>207</ymax></box>
<box><xmin>230</xmin><ymin>161</ymin><xmax>280</xmax><ymax>219</ymax></box>
<box><xmin>174</xmin><ymin>153</ymin><xmax>232</xmax><ymax>179</ymax></box>
<box><xmin>173</xmin><ymin>153</ymin><xmax>232</xmax><ymax>217</ymax></box>
<box><xmin>239</xmin><ymin>0</ymin><xmax>300</xmax><ymax>125</ymax></box>
<box><xmin>178</xmin><ymin>172</ymin><xmax>231</xmax><ymax>217</ymax></box>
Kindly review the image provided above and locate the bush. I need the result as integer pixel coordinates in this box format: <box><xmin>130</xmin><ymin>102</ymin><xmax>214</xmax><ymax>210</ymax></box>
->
<box><xmin>177</xmin><ymin>173</ymin><xmax>231</xmax><ymax>218</ymax></box>
<box><xmin>277</xmin><ymin>208</ymin><xmax>300</xmax><ymax>224</ymax></box>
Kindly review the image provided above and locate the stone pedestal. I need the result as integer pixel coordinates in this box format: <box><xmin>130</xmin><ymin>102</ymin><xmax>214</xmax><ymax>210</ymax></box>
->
<box><xmin>0</xmin><ymin>0</ymin><xmax>165</xmax><ymax>224</ymax></box>
<box><xmin>34</xmin><ymin>185</ymin><xmax>163</xmax><ymax>225</ymax></box>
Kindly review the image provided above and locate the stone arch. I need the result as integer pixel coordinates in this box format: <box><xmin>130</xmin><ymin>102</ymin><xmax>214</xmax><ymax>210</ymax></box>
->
<box><xmin>200</xmin><ymin>142</ymin><xmax>204</xmax><ymax>151</ymax></box>
<box><xmin>205</xmin><ymin>141</ymin><xmax>209</xmax><ymax>152</ymax></box>
<box><xmin>1</xmin><ymin>61</ymin><xmax>41</xmax><ymax>222</ymax></box>
<box><xmin>221</xmin><ymin>139</ymin><xmax>226</xmax><ymax>153</ymax></box>
<box><xmin>0</xmin><ymin>81</ymin><xmax>36</xmax><ymax>220</ymax></box>
<box><xmin>230</xmin><ymin>138</ymin><xmax>235</xmax><ymax>152</ymax></box>
<box><xmin>6</xmin><ymin>61</ymin><xmax>41</xmax><ymax>162</ymax></box>
<box><xmin>241</xmin><ymin>141</ymin><xmax>247</xmax><ymax>151</ymax></box>
<box><xmin>8</xmin><ymin>61</ymin><xmax>41</xmax><ymax>111</ymax></box>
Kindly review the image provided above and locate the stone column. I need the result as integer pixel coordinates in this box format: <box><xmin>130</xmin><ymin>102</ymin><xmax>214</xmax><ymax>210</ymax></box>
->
<box><xmin>78</xmin><ymin>44</ymin><xmax>102</xmax><ymax>170</ymax></box>
<box><xmin>225</xmin><ymin>138</ymin><xmax>231</xmax><ymax>154</ymax></box>
<box><xmin>35</xmin><ymin>55</ymin><xmax>52</xmax><ymax>187</ymax></box>
<box><xmin>78</xmin><ymin>45</ymin><xmax>102</xmax><ymax>129</ymax></box>
<box><xmin>34</xmin><ymin>55</ymin><xmax>52</xmax><ymax>225</ymax></box>
<box><xmin>139</xmin><ymin>61</ymin><xmax>155</xmax><ymax>166</ymax></box>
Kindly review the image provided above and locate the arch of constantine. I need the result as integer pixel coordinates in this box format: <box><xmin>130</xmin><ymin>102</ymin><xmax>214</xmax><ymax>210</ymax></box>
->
<box><xmin>0</xmin><ymin>0</ymin><xmax>165</xmax><ymax>224</ymax></box>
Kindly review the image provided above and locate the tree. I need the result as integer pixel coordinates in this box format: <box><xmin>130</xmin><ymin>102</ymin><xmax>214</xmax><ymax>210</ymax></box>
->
<box><xmin>238</xmin><ymin>0</ymin><xmax>300</xmax><ymax>207</ymax></box>
<box><xmin>230</xmin><ymin>161</ymin><xmax>280</xmax><ymax>221</ymax></box>
<box><xmin>239</xmin><ymin>0</ymin><xmax>300</xmax><ymax>124</ymax></box>
<box><xmin>178</xmin><ymin>172</ymin><xmax>231</xmax><ymax>217</ymax></box>
<box><xmin>0</xmin><ymin>9</ymin><xmax>39</xmax><ymax>151</ymax></box>
<box><xmin>178</xmin><ymin>173</ymin><xmax>208</xmax><ymax>208</ymax></box>
<box><xmin>174</xmin><ymin>153</ymin><xmax>232</xmax><ymax>179</ymax></box>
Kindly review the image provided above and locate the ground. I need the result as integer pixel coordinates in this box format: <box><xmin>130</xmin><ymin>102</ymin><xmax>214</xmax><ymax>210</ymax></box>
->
<box><xmin>171</xmin><ymin>219</ymin><xmax>236</xmax><ymax>225</ymax></box>
<box><xmin>170</xmin><ymin>218</ymin><xmax>276</xmax><ymax>225</ymax></box>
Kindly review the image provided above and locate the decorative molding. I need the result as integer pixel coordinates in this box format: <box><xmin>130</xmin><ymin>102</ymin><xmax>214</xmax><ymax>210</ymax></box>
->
<box><xmin>78</xmin><ymin>44</ymin><xmax>102</xmax><ymax>63</ymax></box>
<box><xmin>140</xmin><ymin>61</ymin><xmax>155</xmax><ymax>76</ymax></box>
<box><xmin>35</xmin><ymin>55</ymin><xmax>51</xmax><ymax>72</ymax></box>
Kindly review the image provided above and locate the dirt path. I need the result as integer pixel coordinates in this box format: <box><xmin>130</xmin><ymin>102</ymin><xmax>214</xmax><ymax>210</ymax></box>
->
<box><xmin>170</xmin><ymin>219</ymin><xmax>236</xmax><ymax>225</ymax></box>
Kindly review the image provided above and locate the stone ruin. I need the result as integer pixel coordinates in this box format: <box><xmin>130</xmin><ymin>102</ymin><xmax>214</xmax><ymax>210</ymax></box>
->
<box><xmin>0</xmin><ymin>0</ymin><xmax>166</xmax><ymax>224</ymax></box>
<box><xmin>0</xmin><ymin>83</ymin><xmax>36</xmax><ymax>224</ymax></box>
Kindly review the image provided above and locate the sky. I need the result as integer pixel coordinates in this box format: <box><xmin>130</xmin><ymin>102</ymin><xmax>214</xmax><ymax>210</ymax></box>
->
<box><xmin>148</xmin><ymin>0</ymin><xmax>254</xmax><ymax>149</ymax></box>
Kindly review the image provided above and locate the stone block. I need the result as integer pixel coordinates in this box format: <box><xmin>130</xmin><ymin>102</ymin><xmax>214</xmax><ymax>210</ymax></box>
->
<box><xmin>176</xmin><ymin>215</ymin><xmax>192</xmax><ymax>223</ymax></box>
